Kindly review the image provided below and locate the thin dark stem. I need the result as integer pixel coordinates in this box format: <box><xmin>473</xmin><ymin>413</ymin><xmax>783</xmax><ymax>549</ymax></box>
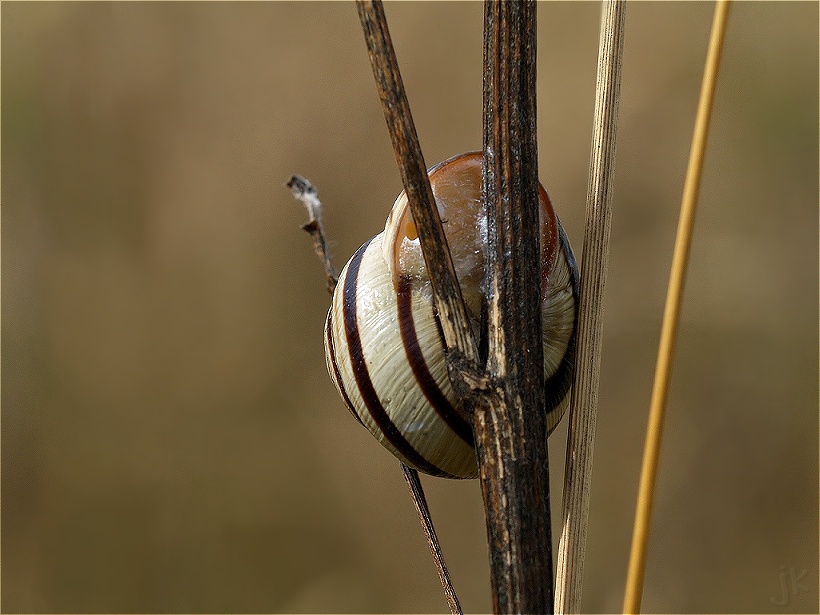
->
<box><xmin>478</xmin><ymin>2</ymin><xmax>554</xmax><ymax>614</ymax></box>
<box><xmin>401</xmin><ymin>464</ymin><xmax>463</xmax><ymax>615</ymax></box>
<box><xmin>287</xmin><ymin>174</ymin><xmax>462</xmax><ymax>614</ymax></box>
<box><xmin>354</xmin><ymin>0</ymin><xmax>481</xmax><ymax>384</ymax></box>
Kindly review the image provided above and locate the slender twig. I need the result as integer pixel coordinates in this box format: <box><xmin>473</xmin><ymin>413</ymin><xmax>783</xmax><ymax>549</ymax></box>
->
<box><xmin>477</xmin><ymin>2</ymin><xmax>554</xmax><ymax>614</ymax></box>
<box><xmin>554</xmin><ymin>2</ymin><xmax>626</xmax><ymax>614</ymax></box>
<box><xmin>287</xmin><ymin>175</ymin><xmax>338</xmax><ymax>292</ymax></box>
<box><xmin>401</xmin><ymin>465</ymin><xmax>463</xmax><ymax>615</ymax></box>
<box><xmin>623</xmin><ymin>3</ymin><xmax>730</xmax><ymax>613</ymax></box>
<box><xmin>287</xmin><ymin>175</ymin><xmax>462</xmax><ymax>615</ymax></box>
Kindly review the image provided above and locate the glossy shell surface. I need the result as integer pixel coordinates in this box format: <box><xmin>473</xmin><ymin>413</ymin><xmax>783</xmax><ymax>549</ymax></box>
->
<box><xmin>324</xmin><ymin>152</ymin><xmax>578</xmax><ymax>479</ymax></box>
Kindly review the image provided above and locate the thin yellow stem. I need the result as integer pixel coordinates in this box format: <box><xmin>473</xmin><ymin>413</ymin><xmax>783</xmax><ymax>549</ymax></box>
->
<box><xmin>622</xmin><ymin>2</ymin><xmax>731</xmax><ymax>613</ymax></box>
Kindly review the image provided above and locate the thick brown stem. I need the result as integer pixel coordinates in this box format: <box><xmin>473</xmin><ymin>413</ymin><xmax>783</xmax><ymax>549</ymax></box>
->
<box><xmin>477</xmin><ymin>2</ymin><xmax>554</xmax><ymax>613</ymax></box>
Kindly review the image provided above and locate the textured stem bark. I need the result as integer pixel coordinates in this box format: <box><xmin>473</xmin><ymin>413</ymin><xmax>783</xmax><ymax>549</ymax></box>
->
<box><xmin>477</xmin><ymin>2</ymin><xmax>554</xmax><ymax>613</ymax></box>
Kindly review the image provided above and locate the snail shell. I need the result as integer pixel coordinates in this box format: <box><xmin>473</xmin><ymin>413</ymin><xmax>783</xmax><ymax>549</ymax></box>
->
<box><xmin>324</xmin><ymin>152</ymin><xmax>578</xmax><ymax>479</ymax></box>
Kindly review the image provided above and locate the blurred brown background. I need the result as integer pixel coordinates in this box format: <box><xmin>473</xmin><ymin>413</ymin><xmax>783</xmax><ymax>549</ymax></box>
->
<box><xmin>3</xmin><ymin>2</ymin><xmax>817</xmax><ymax>613</ymax></box>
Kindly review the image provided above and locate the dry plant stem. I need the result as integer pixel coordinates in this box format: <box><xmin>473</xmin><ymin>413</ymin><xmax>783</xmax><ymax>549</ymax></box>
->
<box><xmin>288</xmin><ymin>176</ymin><xmax>463</xmax><ymax>614</ymax></box>
<box><xmin>477</xmin><ymin>1</ymin><xmax>554</xmax><ymax>613</ymax></box>
<box><xmin>623</xmin><ymin>2</ymin><xmax>731</xmax><ymax>613</ymax></box>
<box><xmin>554</xmin><ymin>2</ymin><xmax>626</xmax><ymax>613</ymax></box>
<box><xmin>355</xmin><ymin>0</ymin><xmax>480</xmax><ymax>381</ymax></box>
<box><xmin>357</xmin><ymin>1</ymin><xmax>556</xmax><ymax>612</ymax></box>
<box><xmin>401</xmin><ymin>465</ymin><xmax>463</xmax><ymax>615</ymax></box>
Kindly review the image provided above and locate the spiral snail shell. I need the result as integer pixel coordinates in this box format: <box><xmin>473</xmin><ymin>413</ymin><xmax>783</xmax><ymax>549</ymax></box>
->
<box><xmin>324</xmin><ymin>152</ymin><xmax>579</xmax><ymax>479</ymax></box>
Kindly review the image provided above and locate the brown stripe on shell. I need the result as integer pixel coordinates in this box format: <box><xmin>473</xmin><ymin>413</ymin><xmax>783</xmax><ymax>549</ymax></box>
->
<box><xmin>342</xmin><ymin>238</ymin><xmax>457</xmax><ymax>478</ymax></box>
<box><xmin>396</xmin><ymin>274</ymin><xmax>474</xmax><ymax>446</ymax></box>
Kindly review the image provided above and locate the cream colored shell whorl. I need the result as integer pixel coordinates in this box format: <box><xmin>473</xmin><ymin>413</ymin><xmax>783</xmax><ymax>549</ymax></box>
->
<box><xmin>324</xmin><ymin>152</ymin><xmax>578</xmax><ymax>479</ymax></box>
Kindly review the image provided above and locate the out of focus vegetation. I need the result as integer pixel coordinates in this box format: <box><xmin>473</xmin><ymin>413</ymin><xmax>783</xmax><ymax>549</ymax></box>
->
<box><xmin>3</xmin><ymin>3</ymin><xmax>817</xmax><ymax>613</ymax></box>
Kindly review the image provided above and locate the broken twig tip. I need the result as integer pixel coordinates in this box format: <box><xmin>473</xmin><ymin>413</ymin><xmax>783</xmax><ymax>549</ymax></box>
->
<box><xmin>286</xmin><ymin>174</ymin><xmax>318</xmax><ymax>200</ymax></box>
<box><xmin>285</xmin><ymin>173</ymin><xmax>338</xmax><ymax>293</ymax></box>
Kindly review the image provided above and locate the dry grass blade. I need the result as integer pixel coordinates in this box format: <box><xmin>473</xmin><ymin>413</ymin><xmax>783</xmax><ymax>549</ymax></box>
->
<box><xmin>622</xmin><ymin>2</ymin><xmax>731</xmax><ymax>613</ymax></box>
<box><xmin>555</xmin><ymin>2</ymin><xmax>626</xmax><ymax>613</ymax></box>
